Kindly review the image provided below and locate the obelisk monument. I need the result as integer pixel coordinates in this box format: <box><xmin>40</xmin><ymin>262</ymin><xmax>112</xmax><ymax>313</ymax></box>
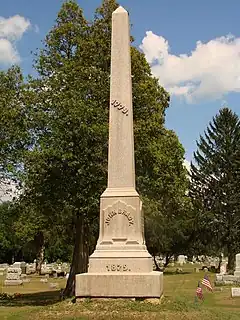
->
<box><xmin>75</xmin><ymin>6</ymin><xmax>163</xmax><ymax>298</ymax></box>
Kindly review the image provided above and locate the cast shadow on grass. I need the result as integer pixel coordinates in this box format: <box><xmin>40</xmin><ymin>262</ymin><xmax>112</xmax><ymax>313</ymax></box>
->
<box><xmin>0</xmin><ymin>290</ymin><xmax>62</xmax><ymax>307</ymax></box>
<box><xmin>163</xmin><ymin>271</ymin><xmax>191</xmax><ymax>275</ymax></box>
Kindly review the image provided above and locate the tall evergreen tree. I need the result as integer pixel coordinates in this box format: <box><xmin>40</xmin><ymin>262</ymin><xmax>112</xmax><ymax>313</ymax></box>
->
<box><xmin>190</xmin><ymin>107</ymin><xmax>240</xmax><ymax>272</ymax></box>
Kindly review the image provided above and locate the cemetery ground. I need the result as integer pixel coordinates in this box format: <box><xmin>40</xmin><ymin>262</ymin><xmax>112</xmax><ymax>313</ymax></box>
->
<box><xmin>0</xmin><ymin>264</ymin><xmax>240</xmax><ymax>320</ymax></box>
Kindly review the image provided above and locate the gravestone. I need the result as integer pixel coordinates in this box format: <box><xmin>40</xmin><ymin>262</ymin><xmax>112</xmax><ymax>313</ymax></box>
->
<box><xmin>231</xmin><ymin>287</ymin><xmax>240</xmax><ymax>297</ymax></box>
<box><xmin>4</xmin><ymin>267</ymin><xmax>23</xmax><ymax>286</ymax></box>
<box><xmin>75</xmin><ymin>6</ymin><xmax>163</xmax><ymax>299</ymax></box>
<box><xmin>13</xmin><ymin>261</ymin><xmax>26</xmax><ymax>274</ymax></box>
<box><xmin>177</xmin><ymin>255</ymin><xmax>185</xmax><ymax>266</ymax></box>
<box><xmin>220</xmin><ymin>261</ymin><xmax>227</xmax><ymax>274</ymax></box>
<box><xmin>234</xmin><ymin>253</ymin><xmax>240</xmax><ymax>277</ymax></box>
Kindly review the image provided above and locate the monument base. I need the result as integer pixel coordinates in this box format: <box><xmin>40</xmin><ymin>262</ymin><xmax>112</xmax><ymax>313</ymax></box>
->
<box><xmin>75</xmin><ymin>272</ymin><xmax>163</xmax><ymax>298</ymax></box>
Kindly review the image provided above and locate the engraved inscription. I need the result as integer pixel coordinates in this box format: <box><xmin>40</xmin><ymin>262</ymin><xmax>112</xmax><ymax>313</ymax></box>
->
<box><xmin>105</xmin><ymin>209</ymin><xmax>134</xmax><ymax>226</ymax></box>
<box><xmin>106</xmin><ymin>264</ymin><xmax>130</xmax><ymax>272</ymax></box>
<box><xmin>111</xmin><ymin>99</ymin><xmax>129</xmax><ymax>116</ymax></box>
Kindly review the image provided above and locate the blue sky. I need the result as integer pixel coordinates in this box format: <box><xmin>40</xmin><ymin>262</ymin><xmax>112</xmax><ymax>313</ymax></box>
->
<box><xmin>0</xmin><ymin>0</ymin><xmax>240</xmax><ymax>164</ymax></box>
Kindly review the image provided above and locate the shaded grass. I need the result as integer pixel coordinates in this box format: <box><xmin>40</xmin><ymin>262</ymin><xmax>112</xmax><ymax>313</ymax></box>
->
<box><xmin>0</xmin><ymin>265</ymin><xmax>240</xmax><ymax>319</ymax></box>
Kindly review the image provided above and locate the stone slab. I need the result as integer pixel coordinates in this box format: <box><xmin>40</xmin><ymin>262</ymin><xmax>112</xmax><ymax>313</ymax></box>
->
<box><xmin>216</xmin><ymin>274</ymin><xmax>223</xmax><ymax>281</ymax></box>
<box><xmin>231</xmin><ymin>287</ymin><xmax>240</xmax><ymax>297</ymax></box>
<box><xmin>222</xmin><ymin>275</ymin><xmax>237</xmax><ymax>281</ymax></box>
<box><xmin>4</xmin><ymin>280</ymin><xmax>23</xmax><ymax>286</ymax></box>
<box><xmin>76</xmin><ymin>272</ymin><xmax>163</xmax><ymax>298</ymax></box>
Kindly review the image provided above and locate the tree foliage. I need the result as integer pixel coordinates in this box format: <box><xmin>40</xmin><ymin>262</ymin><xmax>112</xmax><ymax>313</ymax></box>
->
<box><xmin>190</xmin><ymin>107</ymin><xmax>240</xmax><ymax>272</ymax></box>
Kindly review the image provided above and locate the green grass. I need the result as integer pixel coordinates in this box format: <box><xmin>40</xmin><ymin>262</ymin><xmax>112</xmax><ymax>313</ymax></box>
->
<box><xmin>0</xmin><ymin>265</ymin><xmax>240</xmax><ymax>319</ymax></box>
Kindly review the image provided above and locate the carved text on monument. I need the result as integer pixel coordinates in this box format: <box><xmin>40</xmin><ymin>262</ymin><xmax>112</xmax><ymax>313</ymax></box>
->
<box><xmin>105</xmin><ymin>209</ymin><xmax>134</xmax><ymax>226</ymax></box>
<box><xmin>106</xmin><ymin>264</ymin><xmax>130</xmax><ymax>272</ymax></box>
<box><xmin>111</xmin><ymin>99</ymin><xmax>129</xmax><ymax>116</ymax></box>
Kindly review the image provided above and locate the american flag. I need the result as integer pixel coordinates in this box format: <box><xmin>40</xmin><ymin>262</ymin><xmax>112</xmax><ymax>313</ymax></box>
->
<box><xmin>196</xmin><ymin>281</ymin><xmax>203</xmax><ymax>300</ymax></box>
<box><xmin>202</xmin><ymin>274</ymin><xmax>213</xmax><ymax>291</ymax></box>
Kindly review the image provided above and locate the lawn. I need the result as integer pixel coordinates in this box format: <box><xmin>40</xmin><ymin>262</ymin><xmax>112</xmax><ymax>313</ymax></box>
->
<box><xmin>0</xmin><ymin>264</ymin><xmax>240</xmax><ymax>320</ymax></box>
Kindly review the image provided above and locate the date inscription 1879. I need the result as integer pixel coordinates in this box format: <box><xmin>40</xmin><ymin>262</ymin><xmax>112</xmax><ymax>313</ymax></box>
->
<box><xmin>111</xmin><ymin>100</ymin><xmax>129</xmax><ymax>116</ymax></box>
<box><xmin>106</xmin><ymin>264</ymin><xmax>130</xmax><ymax>272</ymax></box>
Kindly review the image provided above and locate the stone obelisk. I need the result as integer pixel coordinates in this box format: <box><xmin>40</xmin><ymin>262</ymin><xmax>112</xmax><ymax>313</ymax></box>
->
<box><xmin>75</xmin><ymin>6</ymin><xmax>163</xmax><ymax>298</ymax></box>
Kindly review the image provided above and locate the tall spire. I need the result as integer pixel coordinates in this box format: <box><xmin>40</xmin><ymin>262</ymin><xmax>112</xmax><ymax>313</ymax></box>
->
<box><xmin>107</xmin><ymin>5</ymin><xmax>135</xmax><ymax>189</ymax></box>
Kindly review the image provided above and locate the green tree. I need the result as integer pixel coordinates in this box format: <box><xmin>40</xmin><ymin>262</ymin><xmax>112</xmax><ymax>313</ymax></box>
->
<box><xmin>143</xmin><ymin>131</ymin><xmax>191</xmax><ymax>268</ymax></box>
<box><xmin>21</xmin><ymin>0</ymin><xmax>186</xmax><ymax>297</ymax></box>
<box><xmin>190</xmin><ymin>107</ymin><xmax>240</xmax><ymax>272</ymax></box>
<box><xmin>0</xmin><ymin>66</ymin><xmax>31</xmax><ymax>169</ymax></box>
<box><xmin>0</xmin><ymin>202</ymin><xmax>20</xmax><ymax>263</ymax></box>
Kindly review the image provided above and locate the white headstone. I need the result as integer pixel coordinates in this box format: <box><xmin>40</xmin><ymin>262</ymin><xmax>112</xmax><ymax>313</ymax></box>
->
<box><xmin>75</xmin><ymin>6</ymin><xmax>163</xmax><ymax>299</ymax></box>
<box><xmin>231</xmin><ymin>287</ymin><xmax>240</xmax><ymax>297</ymax></box>
<box><xmin>234</xmin><ymin>253</ymin><xmax>240</xmax><ymax>277</ymax></box>
<box><xmin>177</xmin><ymin>255</ymin><xmax>185</xmax><ymax>266</ymax></box>
<box><xmin>4</xmin><ymin>267</ymin><xmax>23</xmax><ymax>286</ymax></box>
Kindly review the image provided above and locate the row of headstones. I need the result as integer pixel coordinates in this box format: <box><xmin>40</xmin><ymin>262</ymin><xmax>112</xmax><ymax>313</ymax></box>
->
<box><xmin>0</xmin><ymin>261</ymin><xmax>70</xmax><ymax>286</ymax></box>
<box><xmin>215</xmin><ymin>253</ymin><xmax>240</xmax><ymax>285</ymax></box>
<box><xmin>154</xmin><ymin>255</ymin><xmax>221</xmax><ymax>268</ymax></box>
<box><xmin>216</xmin><ymin>254</ymin><xmax>240</xmax><ymax>298</ymax></box>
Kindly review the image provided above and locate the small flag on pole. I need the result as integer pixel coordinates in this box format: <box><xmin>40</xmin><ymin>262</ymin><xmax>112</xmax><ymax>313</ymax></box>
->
<box><xmin>202</xmin><ymin>274</ymin><xmax>213</xmax><ymax>291</ymax></box>
<box><xmin>196</xmin><ymin>281</ymin><xmax>204</xmax><ymax>300</ymax></box>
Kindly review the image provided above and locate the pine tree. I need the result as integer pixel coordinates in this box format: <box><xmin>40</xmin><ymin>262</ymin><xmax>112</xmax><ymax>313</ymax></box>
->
<box><xmin>190</xmin><ymin>107</ymin><xmax>240</xmax><ymax>272</ymax></box>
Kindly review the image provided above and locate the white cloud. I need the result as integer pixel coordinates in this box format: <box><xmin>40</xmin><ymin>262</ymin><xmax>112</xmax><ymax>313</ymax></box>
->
<box><xmin>0</xmin><ymin>15</ymin><xmax>31</xmax><ymax>65</ymax></box>
<box><xmin>140</xmin><ymin>31</ymin><xmax>240</xmax><ymax>103</ymax></box>
<box><xmin>0</xmin><ymin>38</ymin><xmax>19</xmax><ymax>64</ymax></box>
<box><xmin>0</xmin><ymin>15</ymin><xmax>30</xmax><ymax>40</ymax></box>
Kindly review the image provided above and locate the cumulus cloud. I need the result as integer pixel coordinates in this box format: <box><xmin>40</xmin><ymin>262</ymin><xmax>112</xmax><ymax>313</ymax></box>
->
<box><xmin>0</xmin><ymin>38</ymin><xmax>19</xmax><ymax>63</ymax></box>
<box><xmin>140</xmin><ymin>31</ymin><xmax>240</xmax><ymax>103</ymax></box>
<box><xmin>0</xmin><ymin>15</ymin><xmax>31</xmax><ymax>65</ymax></box>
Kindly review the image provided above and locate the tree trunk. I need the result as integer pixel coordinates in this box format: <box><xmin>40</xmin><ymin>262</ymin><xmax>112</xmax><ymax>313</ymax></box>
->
<box><xmin>35</xmin><ymin>231</ymin><xmax>44</xmax><ymax>274</ymax></box>
<box><xmin>153</xmin><ymin>255</ymin><xmax>160</xmax><ymax>271</ymax></box>
<box><xmin>63</xmin><ymin>214</ymin><xmax>89</xmax><ymax>298</ymax></box>
<box><xmin>217</xmin><ymin>254</ymin><xmax>222</xmax><ymax>273</ymax></box>
<box><xmin>227</xmin><ymin>248</ymin><xmax>235</xmax><ymax>274</ymax></box>
<box><xmin>164</xmin><ymin>253</ymin><xmax>171</xmax><ymax>268</ymax></box>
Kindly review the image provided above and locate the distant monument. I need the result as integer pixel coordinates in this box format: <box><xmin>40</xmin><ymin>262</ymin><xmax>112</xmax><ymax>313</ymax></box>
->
<box><xmin>76</xmin><ymin>6</ymin><xmax>163</xmax><ymax>298</ymax></box>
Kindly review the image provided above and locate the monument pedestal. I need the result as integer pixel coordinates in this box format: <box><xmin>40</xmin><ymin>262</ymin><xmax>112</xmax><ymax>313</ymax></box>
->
<box><xmin>76</xmin><ymin>189</ymin><xmax>163</xmax><ymax>298</ymax></box>
<box><xmin>76</xmin><ymin>272</ymin><xmax>163</xmax><ymax>298</ymax></box>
